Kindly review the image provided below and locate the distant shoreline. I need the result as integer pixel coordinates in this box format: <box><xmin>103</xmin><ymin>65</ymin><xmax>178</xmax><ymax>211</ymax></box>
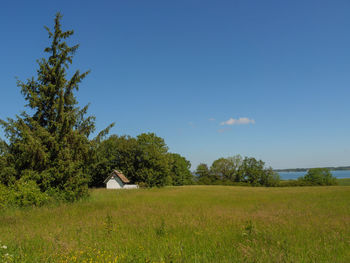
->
<box><xmin>274</xmin><ymin>166</ymin><xmax>350</xmax><ymax>172</ymax></box>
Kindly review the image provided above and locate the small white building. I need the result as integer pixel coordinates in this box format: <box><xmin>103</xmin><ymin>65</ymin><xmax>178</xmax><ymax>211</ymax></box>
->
<box><xmin>104</xmin><ymin>170</ymin><xmax>139</xmax><ymax>189</ymax></box>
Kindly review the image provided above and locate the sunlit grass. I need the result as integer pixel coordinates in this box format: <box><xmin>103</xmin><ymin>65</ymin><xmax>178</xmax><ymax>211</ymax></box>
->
<box><xmin>1</xmin><ymin>186</ymin><xmax>349</xmax><ymax>262</ymax></box>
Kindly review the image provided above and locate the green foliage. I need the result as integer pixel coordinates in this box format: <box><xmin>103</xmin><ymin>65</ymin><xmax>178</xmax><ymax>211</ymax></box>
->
<box><xmin>279</xmin><ymin>180</ymin><xmax>316</xmax><ymax>187</ymax></box>
<box><xmin>263</xmin><ymin>168</ymin><xmax>281</xmax><ymax>187</ymax></box>
<box><xmin>167</xmin><ymin>153</ymin><xmax>193</xmax><ymax>186</ymax></box>
<box><xmin>299</xmin><ymin>168</ymin><xmax>337</xmax><ymax>186</ymax></box>
<box><xmin>0</xmin><ymin>166</ymin><xmax>16</xmax><ymax>186</ymax></box>
<box><xmin>280</xmin><ymin>169</ymin><xmax>338</xmax><ymax>187</ymax></box>
<box><xmin>90</xmin><ymin>135</ymin><xmax>138</xmax><ymax>187</ymax></box>
<box><xmin>91</xmin><ymin>133</ymin><xmax>192</xmax><ymax>187</ymax></box>
<box><xmin>0</xmin><ymin>184</ymin><xmax>10</xmax><ymax>209</ymax></box>
<box><xmin>11</xmin><ymin>179</ymin><xmax>50</xmax><ymax>207</ymax></box>
<box><xmin>241</xmin><ymin>157</ymin><xmax>266</xmax><ymax>185</ymax></box>
<box><xmin>0</xmin><ymin>13</ymin><xmax>112</xmax><ymax>205</ymax></box>
<box><xmin>195</xmin><ymin>163</ymin><xmax>211</xmax><ymax>184</ymax></box>
<box><xmin>135</xmin><ymin>133</ymin><xmax>170</xmax><ymax>187</ymax></box>
<box><xmin>210</xmin><ymin>158</ymin><xmax>230</xmax><ymax>181</ymax></box>
<box><xmin>210</xmin><ymin>155</ymin><xmax>243</xmax><ymax>182</ymax></box>
<box><xmin>196</xmin><ymin>156</ymin><xmax>280</xmax><ymax>187</ymax></box>
<box><xmin>0</xmin><ymin>180</ymin><xmax>50</xmax><ymax>209</ymax></box>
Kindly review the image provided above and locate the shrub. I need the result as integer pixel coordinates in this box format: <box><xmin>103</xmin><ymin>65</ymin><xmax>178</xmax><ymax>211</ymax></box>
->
<box><xmin>279</xmin><ymin>180</ymin><xmax>315</xmax><ymax>187</ymax></box>
<box><xmin>0</xmin><ymin>184</ymin><xmax>11</xmax><ymax>209</ymax></box>
<box><xmin>264</xmin><ymin>171</ymin><xmax>281</xmax><ymax>187</ymax></box>
<box><xmin>11</xmin><ymin>179</ymin><xmax>50</xmax><ymax>207</ymax></box>
<box><xmin>300</xmin><ymin>168</ymin><xmax>337</xmax><ymax>186</ymax></box>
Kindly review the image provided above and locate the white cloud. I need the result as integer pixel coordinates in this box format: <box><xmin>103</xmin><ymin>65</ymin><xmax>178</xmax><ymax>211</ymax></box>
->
<box><xmin>220</xmin><ymin>117</ymin><xmax>255</xmax><ymax>126</ymax></box>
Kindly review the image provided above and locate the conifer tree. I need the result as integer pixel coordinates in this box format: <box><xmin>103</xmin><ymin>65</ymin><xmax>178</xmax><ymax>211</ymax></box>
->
<box><xmin>0</xmin><ymin>13</ymin><xmax>113</xmax><ymax>201</ymax></box>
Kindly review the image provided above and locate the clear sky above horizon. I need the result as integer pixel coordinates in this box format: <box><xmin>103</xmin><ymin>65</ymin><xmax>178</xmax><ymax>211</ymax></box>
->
<box><xmin>1</xmin><ymin>0</ymin><xmax>349</xmax><ymax>169</ymax></box>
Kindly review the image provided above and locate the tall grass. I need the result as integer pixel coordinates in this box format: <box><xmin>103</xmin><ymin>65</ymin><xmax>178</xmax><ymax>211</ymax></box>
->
<box><xmin>0</xmin><ymin>186</ymin><xmax>349</xmax><ymax>262</ymax></box>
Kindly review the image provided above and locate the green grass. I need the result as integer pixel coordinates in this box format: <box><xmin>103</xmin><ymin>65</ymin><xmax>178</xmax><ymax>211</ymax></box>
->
<box><xmin>1</xmin><ymin>186</ymin><xmax>350</xmax><ymax>262</ymax></box>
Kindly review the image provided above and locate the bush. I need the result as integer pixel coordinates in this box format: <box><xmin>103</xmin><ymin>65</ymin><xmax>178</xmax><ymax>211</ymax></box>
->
<box><xmin>0</xmin><ymin>180</ymin><xmax>51</xmax><ymax>208</ymax></box>
<box><xmin>279</xmin><ymin>180</ymin><xmax>315</xmax><ymax>187</ymax></box>
<box><xmin>0</xmin><ymin>184</ymin><xmax>11</xmax><ymax>209</ymax></box>
<box><xmin>11</xmin><ymin>179</ymin><xmax>50</xmax><ymax>207</ymax></box>
<box><xmin>279</xmin><ymin>168</ymin><xmax>337</xmax><ymax>187</ymax></box>
<box><xmin>300</xmin><ymin>168</ymin><xmax>337</xmax><ymax>186</ymax></box>
<box><xmin>264</xmin><ymin>172</ymin><xmax>281</xmax><ymax>187</ymax></box>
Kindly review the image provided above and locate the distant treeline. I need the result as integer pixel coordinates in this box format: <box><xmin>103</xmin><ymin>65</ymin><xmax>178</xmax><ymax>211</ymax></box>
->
<box><xmin>194</xmin><ymin>156</ymin><xmax>280</xmax><ymax>187</ymax></box>
<box><xmin>275</xmin><ymin>166</ymin><xmax>350</xmax><ymax>172</ymax></box>
<box><xmin>194</xmin><ymin>158</ymin><xmax>338</xmax><ymax>187</ymax></box>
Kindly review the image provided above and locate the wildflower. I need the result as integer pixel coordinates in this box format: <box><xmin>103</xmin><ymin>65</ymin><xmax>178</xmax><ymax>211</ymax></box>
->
<box><xmin>1</xmin><ymin>245</ymin><xmax>7</xmax><ymax>249</ymax></box>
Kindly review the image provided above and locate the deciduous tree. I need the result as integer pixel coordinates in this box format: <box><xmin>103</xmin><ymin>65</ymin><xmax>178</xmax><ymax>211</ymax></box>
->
<box><xmin>168</xmin><ymin>153</ymin><xmax>193</xmax><ymax>185</ymax></box>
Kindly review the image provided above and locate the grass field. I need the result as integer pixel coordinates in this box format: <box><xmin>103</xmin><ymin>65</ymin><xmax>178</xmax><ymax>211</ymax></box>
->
<box><xmin>0</xmin><ymin>186</ymin><xmax>350</xmax><ymax>262</ymax></box>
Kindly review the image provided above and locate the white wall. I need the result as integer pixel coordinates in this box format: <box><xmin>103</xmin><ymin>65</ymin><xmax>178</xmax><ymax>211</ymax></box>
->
<box><xmin>106</xmin><ymin>176</ymin><xmax>124</xmax><ymax>189</ymax></box>
<box><xmin>123</xmin><ymin>184</ymin><xmax>139</xmax><ymax>189</ymax></box>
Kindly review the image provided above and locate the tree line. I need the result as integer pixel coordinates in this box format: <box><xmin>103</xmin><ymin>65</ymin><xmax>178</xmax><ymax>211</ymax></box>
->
<box><xmin>91</xmin><ymin>133</ymin><xmax>193</xmax><ymax>188</ymax></box>
<box><xmin>195</xmin><ymin>156</ymin><xmax>280</xmax><ymax>186</ymax></box>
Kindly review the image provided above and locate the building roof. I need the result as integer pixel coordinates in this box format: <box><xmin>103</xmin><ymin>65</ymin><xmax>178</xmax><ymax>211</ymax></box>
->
<box><xmin>104</xmin><ymin>170</ymin><xmax>130</xmax><ymax>184</ymax></box>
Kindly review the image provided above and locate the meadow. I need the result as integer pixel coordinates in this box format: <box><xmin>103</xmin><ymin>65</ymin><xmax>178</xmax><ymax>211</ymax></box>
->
<box><xmin>0</xmin><ymin>185</ymin><xmax>349</xmax><ymax>263</ymax></box>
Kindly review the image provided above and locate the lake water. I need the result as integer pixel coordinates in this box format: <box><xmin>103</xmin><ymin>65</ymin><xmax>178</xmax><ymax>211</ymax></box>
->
<box><xmin>278</xmin><ymin>170</ymin><xmax>350</xmax><ymax>180</ymax></box>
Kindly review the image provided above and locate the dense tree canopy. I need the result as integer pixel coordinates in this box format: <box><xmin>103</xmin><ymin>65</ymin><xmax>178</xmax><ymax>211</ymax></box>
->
<box><xmin>135</xmin><ymin>133</ymin><xmax>170</xmax><ymax>187</ymax></box>
<box><xmin>210</xmin><ymin>155</ymin><xmax>243</xmax><ymax>182</ymax></box>
<box><xmin>196</xmin><ymin>156</ymin><xmax>280</xmax><ymax>186</ymax></box>
<box><xmin>195</xmin><ymin>163</ymin><xmax>211</xmax><ymax>184</ymax></box>
<box><xmin>90</xmin><ymin>135</ymin><xmax>138</xmax><ymax>187</ymax></box>
<box><xmin>91</xmin><ymin>133</ymin><xmax>193</xmax><ymax>188</ymax></box>
<box><xmin>168</xmin><ymin>153</ymin><xmax>193</xmax><ymax>186</ymax></box>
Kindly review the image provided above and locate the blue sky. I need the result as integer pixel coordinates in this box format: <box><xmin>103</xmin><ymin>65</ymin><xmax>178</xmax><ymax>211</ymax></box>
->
<box><xmin>0</xmin><ymin>0</ymin><xmax>349</xmax><ymax>169</ymax></box>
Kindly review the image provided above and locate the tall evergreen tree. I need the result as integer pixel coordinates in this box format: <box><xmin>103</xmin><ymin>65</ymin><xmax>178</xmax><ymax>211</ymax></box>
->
<box><xmin>0</xmin><ymin>13</ymin><xmax>113</xmax><ymax>201</ymax></box>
